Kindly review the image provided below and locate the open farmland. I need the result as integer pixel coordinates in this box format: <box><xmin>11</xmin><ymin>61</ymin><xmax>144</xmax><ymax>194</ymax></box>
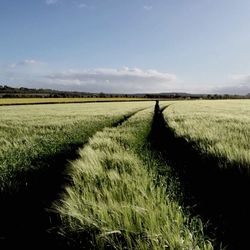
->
<box><xmin>161</xmin><ymin>100</ymin><xmax>250</xmax><ymax>249</ymax></box>
<box><xmin>0</xmin><ymin>101</ymin><xmax>153</xmax><ymax>248</ymax></box>
<box><xmin>0</xmin><ymin>102</ymin><xmax>153</xmax><ymax>191</ymax></box>
<box><xmin>2</xmin><ymin>1</ymin><xmax>250</xmax><ymax>249</ymax></box>
<box><xmin>163</xmin><ymin>100</ymin><xmax>250</xmax><ymax>170</ymax></box>
<box><xmin>0</xmin><ymin>99</ymin><xmax>249</xmax><ymax>249</ymax></box>
<box><xmin>56</xmin><ymin>107</ymin><xmax>212</xmax><ymax>250</ymax></box>
<box><xmin>0</xmin><ymin>97</ymin><xmax>149</xmax><ymax>106</ymax></box>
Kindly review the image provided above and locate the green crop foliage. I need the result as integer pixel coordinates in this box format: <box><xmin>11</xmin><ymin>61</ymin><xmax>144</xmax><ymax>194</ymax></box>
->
<box><xmin>0</xmin><ymin>102</ymin><xmax>152</xmax><ymax>192</ymax></box>
<box><xmin>163</xmin><ymin>100</ymin><xmax>250</xmax><ymax>171</ymax></box>
<box><xmin>57</xmin><ymin>108</ymin><xmax>213</xmax><ymax>249</ymax></box>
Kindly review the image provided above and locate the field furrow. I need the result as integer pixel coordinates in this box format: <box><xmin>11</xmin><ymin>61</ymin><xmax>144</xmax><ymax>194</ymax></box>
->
<box><xmin>1</xmin><ymin>100</ymin><xmax>247</xmax><ymax>249</ymax></box>
<box><xmin>56</xmin><ymin>107</ymin><xmax>213</xmax><ymax>249</ymax></box>
<box><xmin>160</xmin><ymin>100</ymin><xmax>250</xmax><ymax>249</ymax></box>
<box><xmin>0</xmin><ymin>102</ymin><xmax>152</xmax><ymax>249</ymax></box>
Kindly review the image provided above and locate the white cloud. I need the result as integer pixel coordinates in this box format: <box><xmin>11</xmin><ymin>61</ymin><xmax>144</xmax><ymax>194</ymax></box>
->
<box><xmin>0</xmin><ymin>62</ymin><xmax>179</xmax><ymax>93</ymax></box>
<box><xmin>0</xmin><ymin>59</ymin><xmax>48</xmax><ymax>87</ymax></box>
<box><xmin>9</xmin><ymin>59</ymin><xmax>43</xmax><ymax>68</ymax></box>
<box><xmin>4</xmin><ymin>61</ymin><xmax>249</xmax><ymax>94</ymax></box>
<box><xmin>229</xmin><ymin>74</ymin><xmax>250</xmax><ymax>83</ymax></box>
<box><xmin>19</xmin><ymin>59</ymin><xmax>42</xmax><ymax>66</ymax></box>
<box><xmin>210</xmin><ymin>74</ymin><xmax>250</xmax><ymax>95</ymax></box>
<box><xmin>213</xmin><ymin>84</ymin><xmax>250</xmax><ymax>95</ymax></box>
<box><xmin>143</xmin><ymin>5</ymin><xmax>153</xmax><ymax>11</ymax></box>
<box><xmin>45</xmin><ymin>0</ymin><xmax>59</xmax><ymax>5</ymax></box>
<box><xmin>43</xmin><ymin>67</ymin><xmax>176</xmax><ymax>93</ymax></box>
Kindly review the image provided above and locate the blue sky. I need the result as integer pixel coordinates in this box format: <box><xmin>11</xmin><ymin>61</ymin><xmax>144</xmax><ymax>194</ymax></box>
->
<box><xmin>1</xmin><ymin>0</ymin><xmax>250</xmax><ymax>94</ymax></box>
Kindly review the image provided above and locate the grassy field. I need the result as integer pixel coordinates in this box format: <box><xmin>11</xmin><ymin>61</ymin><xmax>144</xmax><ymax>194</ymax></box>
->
<box><xmin>0</xmin><ymin>102</ymin><xmax>152</xmax><ymax>192</ymax></box>
<box><xmin>163</xmin><ymin>100</ymin><xmax>250</xmax><ymax>171</ymax></box>
<box><xmin>1</xmin><ymin>99</ymin><xmax>249</xmax><ymax>249</ymax></box>
<box><xmin>162</xmin><ymin>99</ymin><xmax>250</xmax><ymax>249</ymax></box>
<box><xmin>0</xmin><ymin>97</ymin><xmax>150</xmax><ymax>106</ymax></box>
<box><xmin>0</xmin><ymin>101</ymin><xmax>215</xmax><ymax>249</ymax></box>
<box><xmin>57</xmin><ymin>107</ymin><xmax>212</xmax><ymax>249</ymax></box>
<box><xmin>0</xmin><ymin>101</ymin><xmax>157</xmax><ymax>248</ymax></box>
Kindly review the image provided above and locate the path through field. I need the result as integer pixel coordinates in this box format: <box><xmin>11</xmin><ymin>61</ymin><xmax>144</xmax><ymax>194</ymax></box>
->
<box><xmin>1</xmin><ymin>101</ymin><xmax>247</xmax><ymax>249</ymax></box>
<box><xmin>0</xmin><ymin>108</ymin><xmax>145</xmax><ymax>250</ymax></box>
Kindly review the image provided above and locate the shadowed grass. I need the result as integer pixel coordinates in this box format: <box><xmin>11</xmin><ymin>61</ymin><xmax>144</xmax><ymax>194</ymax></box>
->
<box><xmin>152</xmin><ymin>101</ymin><xmax>250</xmax><ymax>249</ymax></box>
<box><xmin>0</xmin><ymin>102</ymin><xmax>153</xmax><ymax>192</ymax></box>
<box><xmin>0</xmin><ymin>102</ymin><xmax>152</xmax><ymax>249</ymax></box>
<box><xmin>163</xmin><ymin>100</ymin><xmax>250</xmax><ymax>172</ymax></box>
<box><xmin>56</xmin><ymin>107</ymin><xmax>213</xmax><ymax>249</ymax></box>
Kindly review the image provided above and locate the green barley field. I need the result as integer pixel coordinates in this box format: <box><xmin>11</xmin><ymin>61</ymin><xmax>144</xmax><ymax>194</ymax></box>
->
<box><xmin>0</xmin><ymin>102</ymin><xmax>152</xmax><ymax>192</ymax></box>
<box><xmin>163</xmin><ymin>100</ymin><xmax>250</xmax><ymax>171</ymax></box>
<box><xmin>0</xmin><ymin>99</ymin><xmax>249</xmax><ymax>249</ymax></box>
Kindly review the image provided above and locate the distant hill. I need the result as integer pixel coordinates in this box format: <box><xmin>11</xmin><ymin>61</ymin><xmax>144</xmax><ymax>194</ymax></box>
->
<box><xmin>0</xmin><ymin>85</ymin><xmax>249</xmax><ymax>99</ymax></box>
<box><xmin>0</xmin><ymin>85</ymin><xmax>93</xmax><ymax>98</ymax></box>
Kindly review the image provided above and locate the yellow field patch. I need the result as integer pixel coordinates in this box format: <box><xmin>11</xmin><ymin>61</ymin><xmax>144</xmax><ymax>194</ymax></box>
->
<box><xmin>0</xmin><ymin>97</ymin><xmax>150</xmax><ymax>105</ymax></box>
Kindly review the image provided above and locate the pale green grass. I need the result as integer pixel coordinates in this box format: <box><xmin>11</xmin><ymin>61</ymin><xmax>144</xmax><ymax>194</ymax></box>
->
<box><xmin>57</xmin><ymin>108</ymin><xmax>213</xmax><ymax>249</ymax></box>
<box><xmin>163</xmin><ymin>100</ymin><xmax>250</xmax><ymax>170</ymax></box>
<box><xmin>0</xmin><ymin>102</ymin><xmax>153</xmax><ymax>191</ymax></box>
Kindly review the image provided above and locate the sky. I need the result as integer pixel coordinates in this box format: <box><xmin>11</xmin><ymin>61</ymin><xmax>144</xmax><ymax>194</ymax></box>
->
<box><xmin>1</xmin><ymin>0</ymin><xmax>250</xmax><ymax>94</ymax></box>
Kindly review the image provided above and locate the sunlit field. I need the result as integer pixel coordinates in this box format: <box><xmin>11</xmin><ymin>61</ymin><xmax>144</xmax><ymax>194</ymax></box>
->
<box><xmin>57</xmin><ymin>107</ymin><xmax>212</xmax><ymax>249</ymax></box>
<box><xmin>161</xmin><ymin>99</ymin><xmax>250</xmax><ymax>249</ymax></box>
<box><xmin>163</xmin><ymin>100</ymin><xmax>250</xmax><ymax>171</ymax></box>
<box><xmin>0</xmin><ymin>102</ymin><xmax>152</xmax><ymax>192</ymax></box>
<box><xmin>0</xmin><ymin>99</ymin><xmax>249</xmax><ymax>249</ymax></box>
<box><xmin>2</xmin><ymin>0</ymin><xmax>250</xmax><ymax>249</ymax></box>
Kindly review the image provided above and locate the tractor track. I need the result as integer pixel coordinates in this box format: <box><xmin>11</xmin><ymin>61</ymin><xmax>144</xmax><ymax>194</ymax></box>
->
<box><xmin>148</xmin><ymin>103</ymin><xmax>250</xmax><ymax>250</ymax></box>
<box><xmin>0</xmin><ymin>107</ymin><xmax>147</xmax><ymax>250</ymax></box>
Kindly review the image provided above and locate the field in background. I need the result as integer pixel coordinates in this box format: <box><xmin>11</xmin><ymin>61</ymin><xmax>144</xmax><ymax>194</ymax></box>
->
<box><xmin>0</xmin><ymin>97</ymin><xmax>152</xmax><ymax>106</ymax></box>
<box><xmin>163</xmin><ymin>100</ymin><xmax>250</xmax><ymax>171</ymax></box>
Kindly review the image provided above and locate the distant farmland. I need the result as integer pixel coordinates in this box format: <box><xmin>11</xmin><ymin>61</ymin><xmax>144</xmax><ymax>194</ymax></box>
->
<box><xmin>0</xmin><ymin>97</ymin><xmax>151</xmax><ymax>106</ymax></box>
<box><xmin>0</xmin><ymin>99</ymin><xmax>249</xmax><ymax>249</ymax></box>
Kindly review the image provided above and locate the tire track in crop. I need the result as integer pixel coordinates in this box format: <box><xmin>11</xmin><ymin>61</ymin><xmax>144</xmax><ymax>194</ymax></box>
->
<box><xmin>0</xmin><ymin>107</ymin><xmax>148</xmax><ymax>250</ymax></box>
<box><xmin>148</xmin><ymin>103</ymin><xmax>250</xmax><ymax>250</ymax></box>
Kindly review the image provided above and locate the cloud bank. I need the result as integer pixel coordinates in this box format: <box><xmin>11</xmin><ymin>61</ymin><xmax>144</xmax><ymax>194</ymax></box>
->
<box><xmin>43</xmin><ymin>67</ymin><xmax>176</xmax><ymax>93</ymax></box>
<box><xmin>2</xmin><ymin>59</ymin><xmax>249</xmax><ymax>94</ymax></box>
<box><xmin>229</xmin><ymin>74</ymin><xmax>250</xmax><ymax>83</ymax></box>
<box><xmin>212</xmin><ymin>74</ymin><xmax>250</xmax><ymax>95</ymax></box>
<box><xmin>0</xmin><ymin>63</ymin><xmax>177</xmax><ymax>93</ymax></box>
<box><xmin>214</xmin><ymin>84</ymin><xmax>250</xmax><ymax>95</ymax></box>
